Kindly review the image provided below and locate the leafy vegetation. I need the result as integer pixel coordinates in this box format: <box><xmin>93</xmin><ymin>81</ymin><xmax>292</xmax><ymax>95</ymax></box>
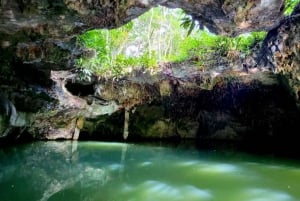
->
<box><xmin>285</xmin><ymin>0</ymin><xmax>300</xmax><ymax>15</ymax></box>
<box><xmin>169</xmin><ymin>30</ymin><xmax>266</xmax><ymax>63</ymax></box>
<box><xmin>180</xmin><ymin>15</ymin><xmax>197</xmax><ymax>36</ymax></box>
<box><xmin>76</xmin><ymin>7</ymin><xmax>266</xmax><ymax>80</ymax></box>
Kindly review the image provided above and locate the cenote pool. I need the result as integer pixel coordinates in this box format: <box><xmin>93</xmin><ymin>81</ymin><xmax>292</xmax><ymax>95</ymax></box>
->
<box><xmin>1</xmin><ymin>141</ymin><xmax>300</xmax><ymax>201</ymax></box>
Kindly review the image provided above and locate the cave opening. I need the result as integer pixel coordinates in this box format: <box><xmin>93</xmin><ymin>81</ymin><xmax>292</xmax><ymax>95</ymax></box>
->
<box><xmin>75</xmin><ymin>5</ymin><xmax>267</xmax><ymax>82</ymax></box>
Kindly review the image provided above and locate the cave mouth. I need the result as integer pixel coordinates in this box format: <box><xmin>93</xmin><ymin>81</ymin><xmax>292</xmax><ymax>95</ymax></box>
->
<box><xmin>76</xmin><ymin>6</ymin><xmax>266</xmax><ymax>81</ymax></box>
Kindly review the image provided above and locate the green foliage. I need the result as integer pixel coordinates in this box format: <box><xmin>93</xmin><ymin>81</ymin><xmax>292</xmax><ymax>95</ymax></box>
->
<box><xmin>77</xmin><ymin>66</ymin><xmax>93</xmax><ymax>82</ymax></box>
<box><xmin>76</xmin><ymin>7</ymin><xmax>266</xmax><ymax>79</ymax></box>
<box><xmin>180</xmin><ymin>16</ymin><xmax>196</xmax><ymax>36</ymax></box>
<box><xmin>169</xmin><ymin>30</ymin><xmax>266</xmax><ymax>63</ymax></box>
<box><xmin>78</xmin><ymin>30</ymin><xmax>106</xmax><ymax>51</ymax></box>
<box><xmin>139</xmin><ymin>51</ymin><xmax>158</xmax><ymax>67</ymax></box>
<box><xmin>235</xmin><ymin>31</ymin><xmax>266</xmax><ymax>53</ymax></box>
<box><xmin>115</xmin><ymin>55</ymin><xmax>138</xmax><ymax>67</ymax></box>
<box><xmin>285</xmin><ymin>0</ymin><xmax>300</xmax><ymax>15</ymax></box>
<box><xmin>76</xmin><ymin>7</ymin><xmax>174</xmax><ymax>78</ymax></box>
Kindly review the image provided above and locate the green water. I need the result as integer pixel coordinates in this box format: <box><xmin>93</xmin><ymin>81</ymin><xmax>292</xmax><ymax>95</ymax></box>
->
<box><xmin>1</xmin><ymin>142</ymin><xmax>300</xmax><ymax>201</ymax></box>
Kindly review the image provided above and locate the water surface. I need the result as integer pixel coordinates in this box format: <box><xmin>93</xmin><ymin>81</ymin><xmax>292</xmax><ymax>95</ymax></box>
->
<box><xmin>1</xmin><ymin>141</ymin><xmax>300</xmax><ymax>201</ymax></box>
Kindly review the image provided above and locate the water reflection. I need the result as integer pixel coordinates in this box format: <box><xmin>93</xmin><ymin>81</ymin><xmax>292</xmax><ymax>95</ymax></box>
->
<box><xmin>0</xmin><ymin>141</ymin><xmax>300</xmax><ymax>201</ymax></box>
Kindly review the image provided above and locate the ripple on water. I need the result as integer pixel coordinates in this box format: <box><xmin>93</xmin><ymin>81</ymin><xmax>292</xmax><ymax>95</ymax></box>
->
<box><xmin>80</xmin><ymin>142</ymin><xmax>128</xmax><ymax>149</ymax></box>
<box><xmin>139</xmin><ymin>161</ymin><xmax>153</xmax><ymax>167</ymax></box>
<box><xmin>201</xmin><ymin>163</ymin><xmax>239</xmax><ymax>173</ymax></box>
<box><xmin>179</xmin><ymin>161</ymin><xmax>241</xmax><ymax>174</ymax></box>
<box><xmin>123</xmin><ymin>180</ymin><xmax>213</xmax><ymax>201</ymax></box>
<box><xmin>178</xmin><ymin>160</ymin><xmax>200</xmax><ymax>167</ymax></box>
<box><xmin>240</xmin><ymin>188</ymin><xmax>296</xmax><ymax>201</ymax></box>
<box><xmin>107</xmin><ymin>163</ymin><xmax>123</xmax><ymax>171</ymax></box>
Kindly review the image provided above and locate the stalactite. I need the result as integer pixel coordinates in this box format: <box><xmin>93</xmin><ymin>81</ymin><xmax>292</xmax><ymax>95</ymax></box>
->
<box><xmin>123</xmin><ymin>107</ymin><xmax>129</xmax><ymax>140</ymax></box>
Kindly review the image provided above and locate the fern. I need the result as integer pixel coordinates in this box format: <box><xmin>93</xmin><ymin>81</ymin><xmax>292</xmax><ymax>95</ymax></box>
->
<box><xmin>285</xmin><ymin>0</ymin><xmax>300</xmax><ymax>15</ymax></box>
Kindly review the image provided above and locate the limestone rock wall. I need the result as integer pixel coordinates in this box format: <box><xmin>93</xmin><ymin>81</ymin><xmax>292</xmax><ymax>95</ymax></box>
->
<box><xmin>256</xmin><ymin>5</ymin><xmax>300</xmax><ymax>107</ymax></box>
<box><xmin>1</xmin><ymin>0</ymin><xmax>300</xmax><ymax>142</ymax></box>
<box><xmin>162</xmin><ymin>0</ymin><xmax>285</xmax><ymax>35</ymax></box>
<box><xmin>79</xmin><ymin>71</ymin><xmax>300</xmax><ymax>142</ymax></box>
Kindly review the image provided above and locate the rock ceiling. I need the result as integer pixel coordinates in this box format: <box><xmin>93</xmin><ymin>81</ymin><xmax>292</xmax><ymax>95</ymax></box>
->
<box><xmin>0</xmin><ymin>0</ymin><xmax>285</xmax><ymax>37</ymax></box>
<box><xmin>0</xmin><ymin>0</ymin><xmax>286</xmax><ymax>71</ymax></box>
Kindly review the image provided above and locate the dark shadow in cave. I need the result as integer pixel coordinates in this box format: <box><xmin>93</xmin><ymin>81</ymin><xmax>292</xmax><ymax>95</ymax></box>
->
<box><xmin>65</xmin><ymin>82</ymin><xmax>95</xmax><ymax>96</ymax></box>
<box><xmin>13</xmin><ymin>62</ymin><xmax>53</xmax><ymax>87</ymax></box>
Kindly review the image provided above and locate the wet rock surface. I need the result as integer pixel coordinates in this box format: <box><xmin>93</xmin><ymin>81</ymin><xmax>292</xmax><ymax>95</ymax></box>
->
<box><xmin>256</xmin><ymin>5</ymin><xmax>300</xmax><ymax>107</ymax></box>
